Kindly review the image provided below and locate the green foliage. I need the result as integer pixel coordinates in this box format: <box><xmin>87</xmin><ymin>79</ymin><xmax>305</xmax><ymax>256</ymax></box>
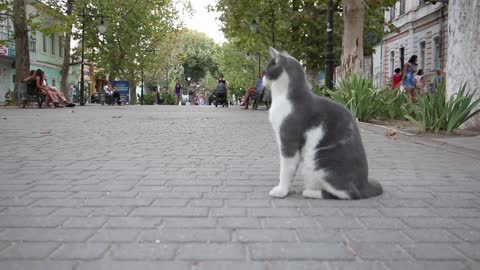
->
<box><xmin>327</xmin><ymin>75</ymin><xmax>384</xmax><ymax>122</ymax></box>
<box><xmin>404</xmin><ymin>82</ymin><xmax>480</xmax><ymax>133</ymax></box>
<box><xmin>380</xmin><ymin>89</ymin><xmax>407</xmax><ymax>120</ymax></box>
<box><xmin>178</xmin><ymin>30</ymin><xmax>219</xmax><ymax>81</ymax></box>
<box><xmin>213</xmin><ymin>0</ymin><xmax>396</xmax><ymax>71</ymax></box>
<box><xmin>161</xmin><ymin>91</ymin><xmax>175</xmax><ymax>105</ymax></box>
<box><xmin>312</xmin><ymin>83</ymin><xmax>328</xmax><ymax>97</ymax></box>
<box><xmin>143</xmin><ymin>91</ymin><xmax>157</xmax><ymax>105</ymax></box>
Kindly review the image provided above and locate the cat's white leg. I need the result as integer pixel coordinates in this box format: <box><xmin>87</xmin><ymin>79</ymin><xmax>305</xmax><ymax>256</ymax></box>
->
<box><xmin>269</xmin><ymin>152</ymin><xmax>300</xmax><ymax>198</ymax></box>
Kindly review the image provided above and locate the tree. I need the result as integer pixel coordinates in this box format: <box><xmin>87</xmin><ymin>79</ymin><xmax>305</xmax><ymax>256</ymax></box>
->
<box><xmin>13</xmin><ymin>0</ymin><xmax>30</xmax><ymax>83</ymax></box>
<box><xmin>446</xmin><ymin>1</ymin><xmax>480</xmax><ymax>128</ymax></box>
<box><xmin>77</xmin><ymin>0</ymin><xmax>180</xmax><ymax>104</ymax></box>
<box><xmin>341</xmin><ymin>0</ymin><xmax>364</xmax><ymax>77</ymax></box>
<box><xmin>213</xmin><ymin>0</ymin><xmax>394</xmax><ymax>75</ymax></box>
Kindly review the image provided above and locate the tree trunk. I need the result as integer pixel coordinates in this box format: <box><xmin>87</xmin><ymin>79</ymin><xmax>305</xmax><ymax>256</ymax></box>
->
<box><xmin>60</xmin><ymin>0</ymin><xmax>74</xmax><ymax>101</ymax></box>
<box><xmin>446</xmin><ymin>0</ymin><xmax>480</xmax><ymax>128</ymax></box>
<box><xmin>341</xmin><ymin>0</ymin><xmax>364</xmax><ymax>77</ymax></box>
<box><xmin>13</xmin><ymin>0</ymin><xmax>30</xmax><ymax>83</ymax></box>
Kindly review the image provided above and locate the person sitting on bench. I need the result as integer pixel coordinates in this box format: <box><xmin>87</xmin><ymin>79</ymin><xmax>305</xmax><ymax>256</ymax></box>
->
<box><xmin>242</xmin><ymin>71</ymin><xmax>265</xmax><ymax>110</ymax></box>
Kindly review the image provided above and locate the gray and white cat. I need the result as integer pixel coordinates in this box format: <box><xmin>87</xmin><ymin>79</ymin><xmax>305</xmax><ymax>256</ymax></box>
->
<box><xmin>264</xmin><ymin>48</ymin><xmax>382</xmax><ymax>200</ymax></box>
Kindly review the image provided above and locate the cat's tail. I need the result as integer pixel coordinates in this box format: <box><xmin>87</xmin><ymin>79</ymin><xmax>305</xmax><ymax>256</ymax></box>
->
<box><xmin>357</xmin><ymin>179</ymin><xmax>383</xmax><ymax>199</ymax></box>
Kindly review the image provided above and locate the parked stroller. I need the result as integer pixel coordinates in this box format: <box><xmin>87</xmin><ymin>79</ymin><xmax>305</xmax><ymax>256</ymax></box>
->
<box><xmin>214</xmin><ymin>81</ymin><xmax>228</xmax><ymax>107</ymax></box>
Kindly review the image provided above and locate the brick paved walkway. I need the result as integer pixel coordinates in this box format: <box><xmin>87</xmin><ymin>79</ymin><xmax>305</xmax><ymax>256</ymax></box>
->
<box><xmin>0</xmin><ymin>105</ymin><xmax>479</xmax><ymax>270</ymax></box>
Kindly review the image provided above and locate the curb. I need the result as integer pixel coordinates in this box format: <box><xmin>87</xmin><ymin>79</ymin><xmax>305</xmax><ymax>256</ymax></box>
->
<box><xmin>359</xmin><ymin>122</ymin><xmax>480</xmax><ymax>161</ymax></box>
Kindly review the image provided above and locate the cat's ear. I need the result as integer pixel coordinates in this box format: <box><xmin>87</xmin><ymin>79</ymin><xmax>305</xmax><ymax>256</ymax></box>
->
<box><xmin>269</xmin><ymin>47</ymin><xmax>280</xmax><ymax>59</ymax></box>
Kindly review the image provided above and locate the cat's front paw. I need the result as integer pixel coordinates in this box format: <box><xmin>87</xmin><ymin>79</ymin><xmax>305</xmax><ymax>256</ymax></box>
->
<box><xmin>269</xmin><ymin>185</ymin><xmax>289</xmax><ymax>198</ymax></box>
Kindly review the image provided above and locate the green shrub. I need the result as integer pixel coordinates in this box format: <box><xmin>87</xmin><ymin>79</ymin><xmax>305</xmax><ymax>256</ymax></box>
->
<box><xmin>143</xmin><ymin>91</ymin><xmax>157</xmax><ymax>105</ymax></box>
<box><xmin>380</xmin><ymin>88</ymin><xmax>408</xmax><ymax>120</ymax></box>
<box><xmin>404</xmin><ymin>81</ymin><xmax>480</xmax><ymax>133</ymax></box>
<box><xmin>161</xmin><ymin>91</ymin><xmax>175</xmax><ymax>105</ymax></box>
<box><xmin>312</xmin><ymin>83</ymin><xmax>328</xmax><ymax>96</ymax></box>
<box><xmin>327</xmin><ymin>75</ymin><xmax>384</xmax><ymax>122</ymax></box>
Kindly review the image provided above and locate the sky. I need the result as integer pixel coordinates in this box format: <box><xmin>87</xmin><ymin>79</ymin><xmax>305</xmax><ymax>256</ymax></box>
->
<box><xmin>183</xmin><ymin>0</ymin><xmax>226</xmax><ymax>44</ymax></box>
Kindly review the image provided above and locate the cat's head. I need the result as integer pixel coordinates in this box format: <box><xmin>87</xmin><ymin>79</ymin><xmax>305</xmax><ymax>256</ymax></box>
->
<box><xmin>263</xmin><ymin>47</ymin><xmax>305</xmax><ymax>92</ymax></box>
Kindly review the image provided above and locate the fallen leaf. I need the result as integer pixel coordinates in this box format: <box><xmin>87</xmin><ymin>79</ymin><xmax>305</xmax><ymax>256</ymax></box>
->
<box><xmin>385</xmin><ymin>128</ymin><xmax>397</xmax><ymax>137</ymax></box>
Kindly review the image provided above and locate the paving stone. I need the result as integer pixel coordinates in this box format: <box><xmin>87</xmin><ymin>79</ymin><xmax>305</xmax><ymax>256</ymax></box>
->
<box><xmin>51</xmin><ymin>243</ymin><xmax>109</xmax><ymax>260</ymax></box>
<box><xmin>327</xmin><ymin>262</ymin><xmax>388</xmax><ymax>270</ymax></box>
<box><xmin>296</xmin><ymin>229</ymin><xmax>344</xmax><ymax>242</ymax></box>
<box><xmin>0</xmin><ymin>242</ymin><xmax>59</xmax><ymax>259</ymax></box>
<box><xmin>404</xmin><ymin>229</ymin><xmax>462</xmax><ymax>242</ymax></box>
<box><xmin>402</xmin><ymin>243</ymin><xmax>465</xmax><ymax>260</ymax></box>
<box><xmin>0</xmin><ymin>261</ymin><xmax>75</xmax><ymax>270</ymax></box>
<box><xmin>139</xmin><ymin>229</ymin><xmax>230</xmax><ymax>242</ymax></box>
<box><xmin>386</xmin><ymin>261</ymin><xmax>469</xmax><ymax>270</ymax></box>
<box><xmin>197</xmin><ymin>262</ymin><xmax>268</xmax><ymax>270</ymax></box>
<box><xmin>0</xmin><ymin>228</ymin><xmax>95</xmax><ymax>242</ymax></box>
<box><xmin>62</xmin><ymin>217</ymin><xmax>107</xmax><ymax>228</ymax></box>
<box><xmin>249</xmin><ymin>243</ymin><xmax>353</xmax><ymax>260</ymax></box>
<box><xmin>344</xmin><ymin>229</ymin><xmax>411</xmax><ymax>243</ymax></box>
<box><xmin>236</xmin><ymin>229</ymin><xmax>296</xmax><ymax>242</ymax></box>
<box><xmin>349</xmin><ymin>243</ymin><xmax>411</xmax><ymax>260</ymax></box>
<box><xmin>262</xmin><ymin>217</ymin><xmax>321</xmax><ymax>228</ymax></box>
<box><xmin>455</xmin><ymin>243</ymin><xmax>480</xmax><ymax>260</ymax></box>
<box><xmin>88</xmin><ymin>229</ymin><xmax>140</xmax><ymax>242</ymax></box>
<box><xmin>131</xmin><ymin>207</ymin><xmax>208</xmax><ymax>217</ymax></box>
<box><xmin>104</xmin><ymin>217</ymin><xmax>161</xmax><ymax>228</ymax></box>
<box><xmin>163</xmin><ymin>217</ymin><xmax>217</xmax><ymax>228</ymax></box>
<box><xmin>76</xmin><ymin>261</ymin><xmax>191</xmax><ymax>270</ymax></box>
<box><xmin>218</xmin><ymin>217</ymin><xmax>261</xmax><ymax>228</ymax></box>
<box><xmin>110</xmin><ymin>243</ymin><xmax>177</xmax><ymax>260</ymax></box>
<box><xmin>176</xmin><ymin>243</ymin><xmax>245</xmax><ymax>260</ymax></box>
<box><xmin>0</xmin><ymin>216</ymin><xmax>67</xmax><ymax>228</ymax></box>
<box><xmin>269</xmin><ymin>261</ymin><xmax>330</xmax><ymax>270</ymax></box>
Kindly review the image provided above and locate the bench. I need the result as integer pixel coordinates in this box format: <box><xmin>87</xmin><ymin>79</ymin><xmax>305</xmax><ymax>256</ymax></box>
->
<box><xmin>15</xmin><ymin>83</ymin><xmax>44</xmax><ymax>108</ymax></box>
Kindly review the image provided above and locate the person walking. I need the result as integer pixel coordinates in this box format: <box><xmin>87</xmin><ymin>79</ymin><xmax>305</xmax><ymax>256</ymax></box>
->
<box><xmin>415</xmin><ymin>69</ymin><xmax>426</xmax><ymax>96</ymax></box>
<box><xmin>392</xmin><ymin>68</ymin><xmax>402</xmax><ymax>91</ymax></box>
<box><xmin>174</xmin><ymin>81</ymin><xmax>182</xmax><ymax>105</ymax></box>
<box><xmin>401</xmin><ymin>55</ymin><xmax>418</xmax><ymax>102</ymax></box>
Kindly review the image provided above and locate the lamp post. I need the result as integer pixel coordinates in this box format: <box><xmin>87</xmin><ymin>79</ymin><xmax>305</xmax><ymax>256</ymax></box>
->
<box><xmin>80</xmin><ymin>10</ymin><xmax>107</xmax><ymax>106</ymax></box>
<box><xmin>325</xmin><ymin>0</ymin><xmax>334</xmax><ymax>90</ymax></box>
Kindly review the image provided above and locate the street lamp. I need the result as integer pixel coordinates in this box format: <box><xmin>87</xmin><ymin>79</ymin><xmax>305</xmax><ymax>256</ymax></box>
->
<box><xmin>325</xmin><ymin>0</ymin><xmax>334</xmax><ymax>90</ymax></box>
<box><xmin>80</xmin><ymin>10</ymin><xmax>107</xmax><ymax>106</ymax></box>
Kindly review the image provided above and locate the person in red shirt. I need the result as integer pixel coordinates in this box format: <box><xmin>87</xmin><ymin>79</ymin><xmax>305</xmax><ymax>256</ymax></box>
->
<box><xmin>392</xmin><ymin>68</ymin><xmax>402</xmax><ymax>90</ymax></box>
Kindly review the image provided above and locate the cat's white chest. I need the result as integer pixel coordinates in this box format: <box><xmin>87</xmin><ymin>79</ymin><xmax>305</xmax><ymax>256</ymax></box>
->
<box><xmin>269</xmin><ymin>96</ymin><xmax>293</xmax><ymax>134</ymax></box>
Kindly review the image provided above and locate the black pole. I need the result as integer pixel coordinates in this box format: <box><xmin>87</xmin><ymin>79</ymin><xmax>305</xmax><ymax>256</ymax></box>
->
<box><xmin>325</xmin><ymin>0</ymin><xmax>334</xmax><ymax>90</ymax></box>
<box><xmin>80</xmin><ymin>9</ymin><xmax>85</xmax><ymax>105</ymax></box>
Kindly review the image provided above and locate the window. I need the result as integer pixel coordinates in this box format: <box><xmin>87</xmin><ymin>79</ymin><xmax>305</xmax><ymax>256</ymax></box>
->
<box><xmin>390</xmin><ymin>6</ymin><xmax>396</xmax><ymax>21</ymax></box>
<box><xmin>51</xmin><ymin>34</ymin><xmax>55</xmax><ymax>55</ymax></box>
<box><xmin>390</xmin><ymin>51</ymin><xmax>395</xmax><ymax>76</ymax></box>
<box><xmin>433</xmin><ymin>37</ymin><xmax>441</xmax><ymax>70</ymax></box>
<box><xmin>399</xmin><ymin>47</ymin><xmax>405</xmax><ymax>69</ymax></box>
<box><xmin>400</xmin><ymin>0</ymin><xmax>406</xmax><ymax>15</ymax></box>
<box><xmin>419</xmin><ymin>41</ymin><xmax>426</xmax><ymax>71</ymax></box>
<box><xmin>59</xmin><ymin>36</ymin><xmax>63</xmax><ymax>57</ymax></box>
<box><xmin>43</xmin><ymin>33</ymin><xmax>47</xmax><ymax>52</ymax></box>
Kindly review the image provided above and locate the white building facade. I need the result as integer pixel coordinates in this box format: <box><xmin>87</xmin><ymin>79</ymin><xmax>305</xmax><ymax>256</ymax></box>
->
<box><xmin>373</xmin><ymin>0</ymin><xmax>448</xmax><ymax>88</ymax></box>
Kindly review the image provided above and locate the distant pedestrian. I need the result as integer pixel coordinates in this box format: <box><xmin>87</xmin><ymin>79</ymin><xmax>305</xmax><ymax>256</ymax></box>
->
<box><xmin>392</xmin><ymin>68</ymin><xmax>402</xmax><ymax>90</ymax></box>
<box><xmin>189</xmin><ymin>80</ymin><xmax>196</xmax><ymax>105</ymax></box>
<box><xmin>401</xmin><ymin>55</ymin><xmax>418</xmax><ymax>102</ymax></box>
<box><xmin>415</xmin><ymin>69</ymin><xmax>426</xmax><ymax>95</ymax></box>
<box><xmin>174</xmin><ymin>81</ymin><xmax>182</xmax><ymax>105</ymax></box>
<box><xmin>431</xmin><ymin>69</ymin><xmax>445</xmax><ymax>94</ymax></box>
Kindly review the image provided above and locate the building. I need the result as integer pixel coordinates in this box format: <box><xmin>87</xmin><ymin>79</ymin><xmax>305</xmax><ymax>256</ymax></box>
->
<box><xmin>0</xmin><ymin>0</ymin><xmax>65</xmax><ymax>104</ymax></box>
<box><xmin>373</xmin><ymin>0</ymin><xmax>448</xmax><ymax>88</ymax></box>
